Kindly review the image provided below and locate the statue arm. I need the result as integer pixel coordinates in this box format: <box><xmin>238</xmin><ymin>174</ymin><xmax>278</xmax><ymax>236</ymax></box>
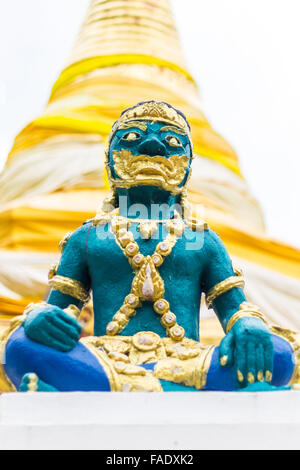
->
<box><xmin>202</xmin><ymin>229</ymin><xmax>273</xmax><ymax>385</ymax></box>
<box><xmin>202</xmin><ymin>229</ymin><xmax>246</xmax><ymax>330</ymax></box>
<box><xmin>23</xmin><ymin>223</ymin><xmax>92</xmax><ymax>351</ymax></box>
<box><xmin>47</xmin><ymin>224</ymin><xmax>91</xmax><ymax>310</ymax></box>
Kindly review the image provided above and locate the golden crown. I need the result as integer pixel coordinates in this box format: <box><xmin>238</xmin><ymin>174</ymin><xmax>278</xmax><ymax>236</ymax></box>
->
<box><xmin>109</xmin><ymin>101</ymin><xmax>192</xmax><ymax>147</ymax></box>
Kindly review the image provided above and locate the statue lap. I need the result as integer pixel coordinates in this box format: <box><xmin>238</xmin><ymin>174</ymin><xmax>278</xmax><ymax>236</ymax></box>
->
<box><xmin>4</xmin><ymin>326</ymin><xmax>295</xmax><ymax>392</ymax></box>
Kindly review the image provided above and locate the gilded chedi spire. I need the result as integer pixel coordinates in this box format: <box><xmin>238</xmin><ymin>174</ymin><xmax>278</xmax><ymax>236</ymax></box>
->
<box><xmin>67</xmin><ymin>0</ymin><xmax>188</xmax><ymax>69</ymax></box>
<box><xmin>0</xmin><ymin>0</ymin><xmax>299</xmax><ymax>335</ymax></box>
<box><xmin>1</xmin><ymin>0</ymin><xmax>244</xmax><ymax>210</ymax></box>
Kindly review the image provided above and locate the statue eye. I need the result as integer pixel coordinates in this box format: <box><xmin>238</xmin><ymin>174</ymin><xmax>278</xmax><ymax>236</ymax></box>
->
<box><xmin>122</xmin><ymin>132</ymin><xmax>141</xmax><ymax>142</ymax></box>
<box><xmin>166</xmin><ymin>135</ymin><xmax>182</xmax><ymax>147</ymax></box>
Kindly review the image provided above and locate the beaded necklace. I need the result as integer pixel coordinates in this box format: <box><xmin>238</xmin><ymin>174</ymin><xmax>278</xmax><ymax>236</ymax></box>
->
<box><xmin>105</xmin><ymin>214</ymin><xmax>187</xmax><ymax>342</ymax></box>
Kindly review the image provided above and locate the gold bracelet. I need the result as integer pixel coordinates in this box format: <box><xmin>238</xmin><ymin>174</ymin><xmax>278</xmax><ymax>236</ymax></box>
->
<box><xmin>49</xmin><ymin>275</ymin><xmax>90</xmax><ymax>303</ymax></box>
<box><xmin>226</xmin><ymin>303</ymin><xmax>268</xmax><ymax>334</ymax></box>
<box><xmin>206</xmin><ymin>276</ymin><xmax>245</xmax><ymax>308</ymax></box>
<box><xmin>24</xmin><ymin>301</ymin><xmax>47</xmax><ymax>316</ymax></box>
<box><xmin>63</xmin><ymin>304</ymin><xmax>81</xmax><ymax>320</ymax></box>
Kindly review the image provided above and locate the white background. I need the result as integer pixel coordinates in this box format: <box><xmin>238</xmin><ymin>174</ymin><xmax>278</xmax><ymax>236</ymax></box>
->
<box><xmin>0</xmin><ymin>0</ymin><xmax>299</xmax><ymax>248</ymax></box>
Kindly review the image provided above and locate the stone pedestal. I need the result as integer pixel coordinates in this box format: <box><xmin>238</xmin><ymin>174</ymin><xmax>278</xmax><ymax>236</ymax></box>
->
<box><xmin>0</xmin><ymin>391</ymin><xmax>299</xmax><ymax>450</ymax></box>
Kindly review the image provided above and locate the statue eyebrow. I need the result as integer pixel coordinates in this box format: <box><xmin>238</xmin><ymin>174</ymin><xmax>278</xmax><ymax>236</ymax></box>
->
<box><xmin>117</xmin><ymin>121</ymin><xmax>147</xmax><ymax>131</ymax></box>
<box><xmin>159</xmin><ymin>126</ymin><xmax>186</xmax><ymax>135</ymax></box>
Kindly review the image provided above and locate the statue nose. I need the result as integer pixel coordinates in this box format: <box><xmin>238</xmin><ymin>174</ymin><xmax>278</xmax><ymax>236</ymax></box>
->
<box><xmin>138</xmin><ymin>136</ymin><xmax>167</xmax><ymax>156</ymax></box>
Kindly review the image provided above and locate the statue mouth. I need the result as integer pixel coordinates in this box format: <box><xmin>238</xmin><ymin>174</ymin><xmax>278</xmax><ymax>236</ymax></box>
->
<box><xmin>128</xmin><ymin>155</ymin><xmax>176</xmax><ymax>178</ymax></box>
<box><xmin>111</xmin><ymin>150</ymin><xmax>190</xmax><ymax>193</ymax></box>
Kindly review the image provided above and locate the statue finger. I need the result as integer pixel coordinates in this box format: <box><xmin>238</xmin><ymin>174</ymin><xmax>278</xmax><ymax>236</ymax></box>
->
<box><xmin>264</xmin><ymin>339</ymin><xmax>274</xmax><ymax>383</ymax></box>
<box><xmin>32</xmin><ymin>328</ymin><xmax>74</xmax><ymax>352</ymax></box>
<box><xmin>19</xmin><ymin>383</ymin><xmax>30</xmax><ymax>392</ymax></box>
<box><xmin>46</xmin><ymin>334</ymin><xmax>77</xmax><ymax>352</ymax></box>
<box><xmin>256</xmin><ymin>343</ymin><xmax>265</xmax><ymax>382</ymax></box>
<box><xmin>235</xmin><ymin>341</ymin><xmax>247</xmax><ymax>385</ymax></box>
<box><xmin>219</xmin><ymin>330</ymin><xmax>234</xmax><ymax>367</ymax></box>
<box><xmin>49</xmin><ymin>315</ymin><xmax>81</xmax><ymax>341</ymax></box>
<box><xmin>246</xmin><ymin>341</ymin><xmax>257</xmax><ymax>385</ymax></box>
<box><xmin>56</xmin><ymin>311</ymin><xmax>82</xmax><ymax>334</ymax></box>
<box><xmin>45</xmin><ymin>324</ymin><xmax>78</xmax><ymax>351</ymax></box>
<box><xmin>19</xmin><ymin>373</ymin><xmax>31</xmax><ymax>385</ymax></box>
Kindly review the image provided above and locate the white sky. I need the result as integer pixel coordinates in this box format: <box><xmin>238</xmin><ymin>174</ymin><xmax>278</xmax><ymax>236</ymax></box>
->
<box><xmin>0</xmin><ymin>0</ymin><xmax>299</xmax><ymax>248</ymax></box>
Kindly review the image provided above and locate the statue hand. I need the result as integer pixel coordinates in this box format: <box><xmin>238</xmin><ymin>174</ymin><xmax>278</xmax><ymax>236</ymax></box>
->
<box><xmin>219</xmin><ymin>317</ymin><xmax>273</xmax><ymax>385</ymax></box>
<box><xmin>23</xmin><ymin>305</ymin><xmax>82</xmax><ymax>352</ymax></box>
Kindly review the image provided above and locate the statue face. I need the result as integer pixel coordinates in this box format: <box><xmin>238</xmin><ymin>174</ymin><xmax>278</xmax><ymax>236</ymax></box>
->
<box><xmin>107</xmin><ymin>120</ymin><xmax>192</xmax><ymax>194</ymax></box>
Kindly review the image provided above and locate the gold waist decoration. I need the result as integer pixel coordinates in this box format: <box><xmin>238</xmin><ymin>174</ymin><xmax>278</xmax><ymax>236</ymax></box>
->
<box><xmin>206</xmin><ymin>275</ymin><xmax>245</xmax><ymax>309</ymax></box>
<box><xmin>154</xmin><ymin>347</ymin><xmax>215</xmax><ymax>390</ymax></box>
<box><xmin>81</xmin><ymin>331</ymin><xmax>215</xmax><ymax>392</ymax></box>
<box><xmin>48</xmin><ymin>275</ymin><xmax>90</xmax><ymax>303</ymax></box>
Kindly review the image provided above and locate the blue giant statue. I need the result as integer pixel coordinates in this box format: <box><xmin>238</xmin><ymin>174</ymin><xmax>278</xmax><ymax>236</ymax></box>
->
<box><xmin>1</xmin><ymin>101</ymin><xmax>299</xmax><ymax>392</ymax></box>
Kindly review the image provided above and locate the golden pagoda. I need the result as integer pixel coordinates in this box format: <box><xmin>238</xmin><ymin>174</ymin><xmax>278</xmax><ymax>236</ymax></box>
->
<box><xmin>0</xmin><ymin>0</ymin><xmax>299</xmax><ymax>341</ymax></box>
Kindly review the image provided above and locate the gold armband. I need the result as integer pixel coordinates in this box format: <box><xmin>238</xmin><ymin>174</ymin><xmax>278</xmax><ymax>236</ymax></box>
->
<box><xmin>49</xmin><ymin>275</ymin><xmax>90</xmax><ymax>303</ymax></box>
<box><xmin>24</xmin><ymin>301</ymin><xmax>47</xmax><ymax>316</ymax></box>
<box><xmin>225</xmin><ymin>302</ymin><xmax>268</xmax><ymax>334</ymax></box>
<box><xmin>206</xmin><ymin>276</ymin><xmax>245</xmax><ymax>308</ymax></box>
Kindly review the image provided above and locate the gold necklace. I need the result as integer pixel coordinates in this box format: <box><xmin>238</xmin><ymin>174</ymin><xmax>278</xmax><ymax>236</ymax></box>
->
<box><xmin>138</xmin><ymin>221</ymin><xmax>158</xmax><ymax>240</ymax></box>
<box><xmin>105</xmin><ymin>215</ymin><xmax>187</xmax><ymax>342</ymax></box>
<box><xmin>119</xmin><ymin>210</ymin><xmax>181</xmax><ymax>240</ymax></box>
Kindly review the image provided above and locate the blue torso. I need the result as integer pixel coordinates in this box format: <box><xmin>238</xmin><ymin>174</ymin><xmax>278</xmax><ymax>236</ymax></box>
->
<box><xmin>89</xmin><ymin>222</ymin><xmax>205</xmax><ymax>340</ymax></box>
<box><xmin>48</xmin><ymin>218</ymin><xmax>245</xmax><ymax>340</ymax></box>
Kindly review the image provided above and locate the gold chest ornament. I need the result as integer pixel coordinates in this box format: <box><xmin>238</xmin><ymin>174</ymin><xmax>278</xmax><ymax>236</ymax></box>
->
<box><xmin>104</xmin><ymin>213</ymin><xmax>187</xmax><ymax>343</ymax></box>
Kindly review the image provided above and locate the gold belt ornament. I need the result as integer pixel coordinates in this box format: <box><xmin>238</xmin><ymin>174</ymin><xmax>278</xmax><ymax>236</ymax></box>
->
<box><xmin>81</xmin><ymin>332</ymin><xmax>215</xmax><ymax>392</ymax></box>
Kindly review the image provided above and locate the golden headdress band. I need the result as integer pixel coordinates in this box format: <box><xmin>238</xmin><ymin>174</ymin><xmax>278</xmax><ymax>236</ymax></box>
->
<box><xmin>108</xmin><ymin>101</ymin><xmax>193</xmax><ymax>149</ymax></box>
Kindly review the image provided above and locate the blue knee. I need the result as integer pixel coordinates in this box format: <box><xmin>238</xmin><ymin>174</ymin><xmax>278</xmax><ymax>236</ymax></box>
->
<box><xmin>204</xmin><ymin>335</ymin><xmax>295</xmax><ymax>391</ymax></box>
<box><xmin>272</xmin><ymin>334</ymin><xmax>295</xmax><ymax>386</ymax></box>
<box><xmin>4</xmin><ymin>327</ymin><xmax>111</xmax><ymax>391</ymax></box>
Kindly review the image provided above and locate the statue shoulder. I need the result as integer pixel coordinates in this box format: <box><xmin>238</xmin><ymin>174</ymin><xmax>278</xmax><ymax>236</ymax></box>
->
<box><xmin>201</xmin><ymin>227</ymin><xmax>234</xmax><ymax>267</ymax></box>
<box><xmin>201</xmin><ymin>226</ymin><xmax>226</xmax><ymax>250</ymax></box>
<box><xmin>90</xmin><ymin>211</ymin><xmax>112</xmax><ymax>227</ymax></box>
<box><xmin>184</xmin><ymin>221</ymin><xmax>228</xmax><ymax>257</ymax></box>
<box><xmin>58</xmin><ymin>220</ymin><xmax>93</xmax><ymax>253</ymax></box>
